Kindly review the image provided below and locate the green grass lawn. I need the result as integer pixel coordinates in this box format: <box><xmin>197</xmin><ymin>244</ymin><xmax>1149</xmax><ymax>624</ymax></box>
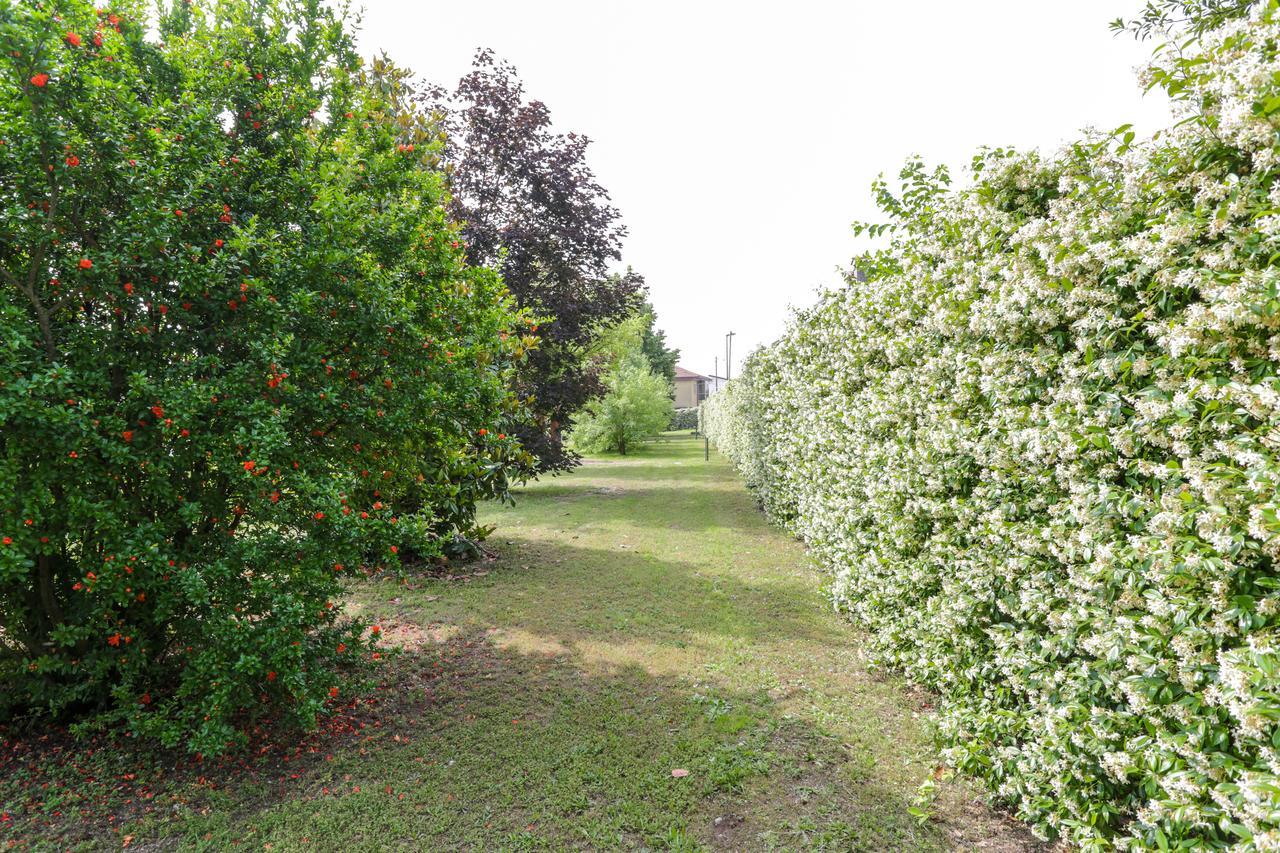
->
<box><xmin>2</xmin><ymin>433</ymin><xmax>1038</xmax><ymax>851</ymax></box>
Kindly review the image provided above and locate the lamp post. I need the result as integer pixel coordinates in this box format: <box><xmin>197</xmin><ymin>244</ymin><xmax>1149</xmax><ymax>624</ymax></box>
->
<box><xmin>725</xmin><ymin>331</ymin><xmax>735</xmax><ymax>382</ymax></box>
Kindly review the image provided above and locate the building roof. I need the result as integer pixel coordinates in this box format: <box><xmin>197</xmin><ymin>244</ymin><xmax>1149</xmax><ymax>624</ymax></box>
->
<box><xmin>674</xmin><ymin>366</ymin><xmax>710</xmax><ymax>381</ymax></box>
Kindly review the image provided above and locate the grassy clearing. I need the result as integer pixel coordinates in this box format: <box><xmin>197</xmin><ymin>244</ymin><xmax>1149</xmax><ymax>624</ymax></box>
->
<box><xmin>2</xmin><ymin>433</ymin><xmax>1038</xmax><ymax>850</ymax></box>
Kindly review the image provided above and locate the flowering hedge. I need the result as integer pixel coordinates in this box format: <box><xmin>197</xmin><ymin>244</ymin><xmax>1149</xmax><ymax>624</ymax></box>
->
<box><xmin>704</xmin><ymin>5</ymin><xmax>1280</xmax><ymax>847</ymax></box>
<box><xmin>0</xmin><ymin>0</ymin><xmax>530</xmax><ymax>753</ymax></box>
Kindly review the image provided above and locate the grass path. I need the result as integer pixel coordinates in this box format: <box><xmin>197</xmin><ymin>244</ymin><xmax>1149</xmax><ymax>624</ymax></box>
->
<box><xmin>5</xmin><ymin>434</ymin><xmax>1040</xmax><ymax>851</ymax></box>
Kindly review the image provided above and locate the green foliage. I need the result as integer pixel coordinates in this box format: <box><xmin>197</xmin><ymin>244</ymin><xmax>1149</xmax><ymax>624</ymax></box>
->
<box><xmin>669</xmin><ymin>407</ymin><xmax>698</xmax><ymax>431</ymax></box>
<box><xmin>591</xmin><ymin>294</ymin><xmax>677</xmax><ymax>384</ymax></box>
<box><xmin>0</xmin><ymin>0</ymin><xmax>528</xmax><ymax>753</ymax></box>
<box><xmin>572</xmin><ymin>351</ymin><xmax>673</xmax><ymax>456</ymax></box>
<box><xmin>638</xmin><ymin>300</ymin><xmax>679</xmax><ymax>383</ymax></box>
<box><xmin>1112</xmin><ymin>0</ymin><xmax>1254</xmax><ymax>38</ymax></box>
<box><xmin>706</xmin><ymin>3</ymin><xmax>1280</xmax><ymax>847</ymax></box>
<box><xmin>422</xmin><ymin>56</ymin><xmax>645</xmax><ymax>474</ymax></box>
<box><xmin>588</xmin><ymin>309</ymin><xmax>647</xmax><ymax>371</ymax></box>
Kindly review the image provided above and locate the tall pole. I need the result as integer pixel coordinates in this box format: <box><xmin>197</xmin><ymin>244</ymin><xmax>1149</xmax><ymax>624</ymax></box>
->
<box><xmin>725</xmin><ymin>331</ymin><xmax>736</xmax><ymax>382</ymax></box>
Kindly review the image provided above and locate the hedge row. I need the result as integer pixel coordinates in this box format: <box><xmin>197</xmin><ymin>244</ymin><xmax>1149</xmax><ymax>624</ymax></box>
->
<box><xmin>704</xmin><ymin>6</ymin><xmax>1280</xmax><ymax>847</ymax></box>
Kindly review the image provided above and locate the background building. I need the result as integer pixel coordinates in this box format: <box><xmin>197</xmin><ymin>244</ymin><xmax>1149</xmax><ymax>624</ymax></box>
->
<box><xmin>673</xmin><ymin>366</ymin><xmax>712</xmax><ymax>409</ymax></box>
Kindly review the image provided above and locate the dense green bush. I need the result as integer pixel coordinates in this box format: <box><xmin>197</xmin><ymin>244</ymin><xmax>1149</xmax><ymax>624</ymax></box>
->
<box><xmin>0</xmin><ymin>0</ymin><xmax>529</xmax><ymax>753</ymax></box>
<box><xmin>705</xmin><ymin>4</ymin><xmax>1280</xmax><ymax>847</ymax></box>
<box><xmin>669</xmin><ymin>407</ymin><xmax>698</xmax><ymax>431</ymax></box>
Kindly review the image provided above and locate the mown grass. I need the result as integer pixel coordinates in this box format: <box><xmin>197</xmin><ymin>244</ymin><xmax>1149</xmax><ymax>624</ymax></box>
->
<box><xmin>2</xmin><ymin>433</ymin><xmax>1038</xmax><ymax>850</ymax></box>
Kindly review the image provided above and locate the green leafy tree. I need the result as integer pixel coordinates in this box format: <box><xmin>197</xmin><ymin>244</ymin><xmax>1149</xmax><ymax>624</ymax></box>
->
<box><xmin>587</xmin><ymin>296</ymin><xmax>677</xmax><ymax>383</ymax></box>
<box><xmin>572</xmin><ymin>353</ymin><xmax>673</xmax><ymax>455</ymax></box>
<box><xmin>588</xmin><ymin>308</ymin><xmax>645</xmax><ymax>368</ymax></box>
<box><xmin>637</xmin><ymin>300</ymin><xmax>678</xmax><ymax>384</ymax></box>
<box><xmin>0</xmin><ymin>0</ymin><xmax>527</xmax><ymax>753</ymax></box>
<box><xmin>573</xmin><ymin>313</ymin><xmax>672</xmax><ymax>454</ymax></box>
<box><xmin>421</xmin><ymin>52</ymin><xmax>644</xmax><ymax>474</ymax></box>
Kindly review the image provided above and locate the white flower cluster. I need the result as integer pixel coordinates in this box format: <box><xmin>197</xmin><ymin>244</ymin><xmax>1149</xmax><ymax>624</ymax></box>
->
<box><xmin>703</xmin><ymin>7</ymin><xmax>1280</xmax><ymax>848</ymax></box>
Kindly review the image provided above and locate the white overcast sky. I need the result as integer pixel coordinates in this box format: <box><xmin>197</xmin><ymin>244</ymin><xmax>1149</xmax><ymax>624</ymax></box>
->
<box><xmin>355</xmin><ymin>1</ymin><xmax>1172</xmax><ymax>380</ymax></box>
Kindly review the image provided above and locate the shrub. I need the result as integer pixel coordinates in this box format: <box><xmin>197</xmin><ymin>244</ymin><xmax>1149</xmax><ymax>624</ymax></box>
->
<box><xmin>0</xmin><ymin>0</ymin><xmax>528</xmax><ymax>753</ymax></box>
<box><xmin>670</xmin><ymin>407</ymin><xmax>698</xmax><ymax>431</ymax></box>
<box><xmin>705</xmin><ymin>5</ymin><xmax>1280</xmax><ymax>847</ymax></box>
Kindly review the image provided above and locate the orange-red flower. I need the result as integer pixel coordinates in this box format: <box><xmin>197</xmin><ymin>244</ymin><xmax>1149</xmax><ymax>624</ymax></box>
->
<box><xmin>65</xmin><ymin>32</ymin><xmax>82</xmax><ymax>47</ymax></box>
<box><xmin>30</xmin><ymin>73</ymin><xmax>49</xmax><ymax>88</ymax></box>
<box><xmin>78</xmin><ymin>258</ymin><xmax>93</xmax><ymax>270</ymax></box>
